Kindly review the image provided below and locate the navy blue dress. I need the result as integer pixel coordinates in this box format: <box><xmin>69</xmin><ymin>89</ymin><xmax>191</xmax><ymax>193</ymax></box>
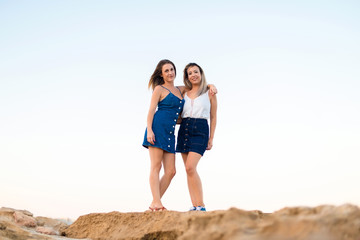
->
<box><xmin>143</xmin><ymin>86</ymin><xmax>184</xmax><ymax>153</ymax></box>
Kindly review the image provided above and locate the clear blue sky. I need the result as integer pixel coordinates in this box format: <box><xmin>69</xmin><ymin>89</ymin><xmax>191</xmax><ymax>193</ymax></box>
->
<box><xmin>1</xmin><ymin>0</ymin><xmax>359</xmax><ymax>219</ymax></box>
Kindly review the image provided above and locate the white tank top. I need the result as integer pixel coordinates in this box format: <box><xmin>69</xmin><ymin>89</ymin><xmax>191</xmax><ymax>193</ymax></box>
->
<box><xmin>181</xmin><ymin>91</ymin><xmax>211</xmax><ymax>119</ymax></box>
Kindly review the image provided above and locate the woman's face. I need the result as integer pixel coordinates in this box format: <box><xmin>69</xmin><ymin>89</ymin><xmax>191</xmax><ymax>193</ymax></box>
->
<box><xmin>187</xmin><ymin>66</ymin><xmax>201</xmax><ymax>85</ymax></box>
<box><xmin>161</xmin><ymin>63</ymin><xmax>176</xmax><ymax>82</ymax></box>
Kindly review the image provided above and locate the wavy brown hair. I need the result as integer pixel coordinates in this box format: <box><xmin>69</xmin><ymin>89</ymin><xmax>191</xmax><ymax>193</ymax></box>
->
<box><xmin>148</xmin><ymin>59</ymin><xmax>176</xmax><ymax>90</ymax></box>
<box><xmin>183</xmin><ymin>63</ymin><xmax>208</xmax><ymax>96</ymax></box>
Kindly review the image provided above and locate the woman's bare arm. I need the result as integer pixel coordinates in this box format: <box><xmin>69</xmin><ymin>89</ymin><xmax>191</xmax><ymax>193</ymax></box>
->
<box><xmin>207</xmin><ymin>93</ymin><xmax>217</xmax><ymax>150</ymax></box>
<box><xmin>146</xmin><ymin>86</ymin><xmax>162</xmax><ymax>145</ymax></box>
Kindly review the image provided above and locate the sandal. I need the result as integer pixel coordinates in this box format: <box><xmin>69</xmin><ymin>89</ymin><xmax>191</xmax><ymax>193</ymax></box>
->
<box><xmin>148</xmin><ymin>206</ymin><xmax>167</xmax><ymax>212</ymax></box>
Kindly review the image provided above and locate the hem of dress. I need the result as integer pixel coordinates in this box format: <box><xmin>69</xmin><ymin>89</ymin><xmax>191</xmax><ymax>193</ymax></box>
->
<box><xmin>143</xmin><ymin>144</ymin><xmax>175</xmax><ymax>154</ymax></box>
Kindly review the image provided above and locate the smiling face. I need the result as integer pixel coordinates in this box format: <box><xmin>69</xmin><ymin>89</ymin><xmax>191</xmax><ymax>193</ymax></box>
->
<box><xmin>187</xmin><ymin>65</ymin><xmax>202</xmax><ymax>86</ymax></box>
<box><xmin>161</xmin><ymin>63</ymin><xmax>176</xmax><ymax>83</ymax></box>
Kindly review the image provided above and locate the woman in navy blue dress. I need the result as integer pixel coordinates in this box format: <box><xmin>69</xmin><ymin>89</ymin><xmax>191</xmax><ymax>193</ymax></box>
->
<box><xmin>143</xmin><ymin>60</ymin><xmax>217</xmax><ymax>211</ymax></box>
<box><xmin>143</xmin><ymin>59</ymin><xmax>184</xmax><ymax>211</ymax></box>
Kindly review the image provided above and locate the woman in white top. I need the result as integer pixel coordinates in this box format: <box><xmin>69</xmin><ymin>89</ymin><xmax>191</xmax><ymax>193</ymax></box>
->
<box><xmin>176</xmin><ymin>63</ymin><xmax>217</xmax><ymax>211</ymax></box>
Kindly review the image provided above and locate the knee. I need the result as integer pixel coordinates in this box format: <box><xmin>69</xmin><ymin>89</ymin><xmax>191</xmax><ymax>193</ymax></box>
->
<box><xmin>165</xmin><ymin>168</ymin><xmax>176</xmax><ymax>178</ymax></box>
<box><xmin>151</xmin><ymin>164</ymin><xmax>162</xmax><ymax>173</ymax></box>
<box><xmin>185</xmin><ymin>165</ymin><xmax>196</xmax><ymax>176</ymax></box>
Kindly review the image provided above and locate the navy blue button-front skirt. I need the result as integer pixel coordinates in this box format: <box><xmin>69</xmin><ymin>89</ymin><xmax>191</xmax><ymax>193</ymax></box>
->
<box><xmin>176</xmin><ymin>118</ymin><xmax>209</xmax><ymax>156</ymax></box>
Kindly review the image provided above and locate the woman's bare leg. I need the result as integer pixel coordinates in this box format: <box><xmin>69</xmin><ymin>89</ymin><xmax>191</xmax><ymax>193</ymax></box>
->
<box><xmin>148</xmin><ymin>147</ymin><xmax>164</xmax><ymax>208</ymax></box>
<box><xmin>159</xmin><ymin>152</ymin><xmax>176</xmax><ymax>198</ymax></box>
<box><xmin>182</xmin><ymin>152</ymin><xmax>204</xmax><ymax>207</ymax></box>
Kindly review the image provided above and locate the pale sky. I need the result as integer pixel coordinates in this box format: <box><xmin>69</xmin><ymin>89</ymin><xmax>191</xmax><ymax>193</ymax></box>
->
<box><xmin>1</xmin><ymin>0</ymin><xmax>360</xmax><ymax>220</ymax></box>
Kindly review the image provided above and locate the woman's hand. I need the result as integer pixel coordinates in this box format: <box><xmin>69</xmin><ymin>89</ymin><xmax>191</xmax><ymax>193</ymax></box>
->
<box><xmin>147</xmin><ymin>130</ymin><xmax>156</xmax><ymax>145</ymax></box>
<box><xmin>206</xmin><ymin>138</ymin><xmax>213</xmax><ymax>150</ymax></box>
<box><xmin>209</xmin><ymin>84</ymin><xmax>218</xmax><ymax>96</ymax></box>
<box><xmin>176</xmin><ymin>115</ymin><xmax>182</xmax><ymax>124</ymax></box>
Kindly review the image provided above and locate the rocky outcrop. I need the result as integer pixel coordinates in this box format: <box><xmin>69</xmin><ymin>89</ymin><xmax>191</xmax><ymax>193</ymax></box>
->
<box><xmin>0</xmin><ymin>220</ymin><xmax>53</xmax><ymax>240</ymax></box>
<box><xmin>36</xmin><ymin>216</ymin><xmax>69</xmax><ymax>235</ymax></box>
<box><xmin>13</xmin><ymin>210</ymin><xmax>37</xmax><ymax>227</ymax></box>
<box><xmin>0</xmin><ymin>207</ymin><xmax>76</xmax><ymax>240</ymax></box>
<box><xmin>64</xmin><ymin>204</ymin><xmax>360</xmax><ymax>240</ymax></box>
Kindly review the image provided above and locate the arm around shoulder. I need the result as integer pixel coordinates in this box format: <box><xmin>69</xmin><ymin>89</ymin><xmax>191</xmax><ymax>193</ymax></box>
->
<box><xmin>207</xmin><ymin>84</ymin><xmax>218</xmax><ymax>95</ymax></box>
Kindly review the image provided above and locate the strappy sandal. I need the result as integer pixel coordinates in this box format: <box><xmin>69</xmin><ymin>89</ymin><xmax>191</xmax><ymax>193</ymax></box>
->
<box><xmin>148</xmin><ymin>206</ymin><xmax>167</xmax><ymax>212</ymax></box>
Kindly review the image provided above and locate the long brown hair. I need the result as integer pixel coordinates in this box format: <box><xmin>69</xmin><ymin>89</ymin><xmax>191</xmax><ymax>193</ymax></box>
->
<box><xmin>148</xmin><ymin>59</ymin><xmax>176</xmax><ymax>90</ymax></box>
<box><xmin>183</xmin><ymin>63</ymin><xmax>208</xmax><ymax>96</ymax></box>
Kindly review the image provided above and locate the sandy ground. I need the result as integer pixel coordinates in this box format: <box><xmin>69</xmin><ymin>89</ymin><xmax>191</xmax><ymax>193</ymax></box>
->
<box><xmin>2</xmin><ymin>204</ymin><xmax>360</xmax><ymax>240</ymax></box>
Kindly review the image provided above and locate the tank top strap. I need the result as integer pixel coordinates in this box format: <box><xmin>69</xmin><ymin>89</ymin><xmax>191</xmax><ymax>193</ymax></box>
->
<box><xmin>160</xmin><ymin>85</ymin><xmax>171</xmax><ymax>93</ymax></box>
<box><xmin>176</xmin><ymin>86</ymin><xmax>184</xmax><ymax>98</ymax></box>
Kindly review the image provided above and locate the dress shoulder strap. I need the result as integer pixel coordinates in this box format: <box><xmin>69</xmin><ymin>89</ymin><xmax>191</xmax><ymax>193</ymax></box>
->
<box><xmin>176</xmin><ymin>86</ymin><xmax>184</xmax><ymax>98</ymax></box>
<box><xmin>160</xmin><ymin>85</ymin><xmax>171</xmax><ymax>93</ymax></box>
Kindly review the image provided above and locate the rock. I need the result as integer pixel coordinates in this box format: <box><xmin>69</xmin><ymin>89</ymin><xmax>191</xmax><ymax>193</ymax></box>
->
<box><xmin>36</xmin><ymin>226</ymin><xmax>57</xmax><ymax>235</ymax></box>
<box><xmin>0</xmin><ymin>207</ymin><xmax>17</xmax><ymax>213</ymax></box>
<box><xmin>0</xmin><ymin>209</ymin><xmax>16</xmax><ymax>222</ymax></box>
<box><xmin>0</xmin><ymin>220</ymin><xmax>53</xmax><ymax>240</ymax></box>
<box><xmin>0</xmin><ymin>207</ymin><xmax>79</xmax><ymax>240</ymax></box>
<box><xmin>1</xmin><ymin>207</ymin><xmax>33</xmax><ymax>216</ymax></box>
<box><xmin>64</xmin><ymin>204</ymin><xmax>360</xmax><ymax>240</ymax></box>
<box><xmin>36</xmin><ymin>216</ymin><xmax>68</xmax><ymax>235</ymax></box>
<box><xmin>13</xmin><ymin>211</ymin><xmax>37</xmax><ymax>228</ymax></box>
